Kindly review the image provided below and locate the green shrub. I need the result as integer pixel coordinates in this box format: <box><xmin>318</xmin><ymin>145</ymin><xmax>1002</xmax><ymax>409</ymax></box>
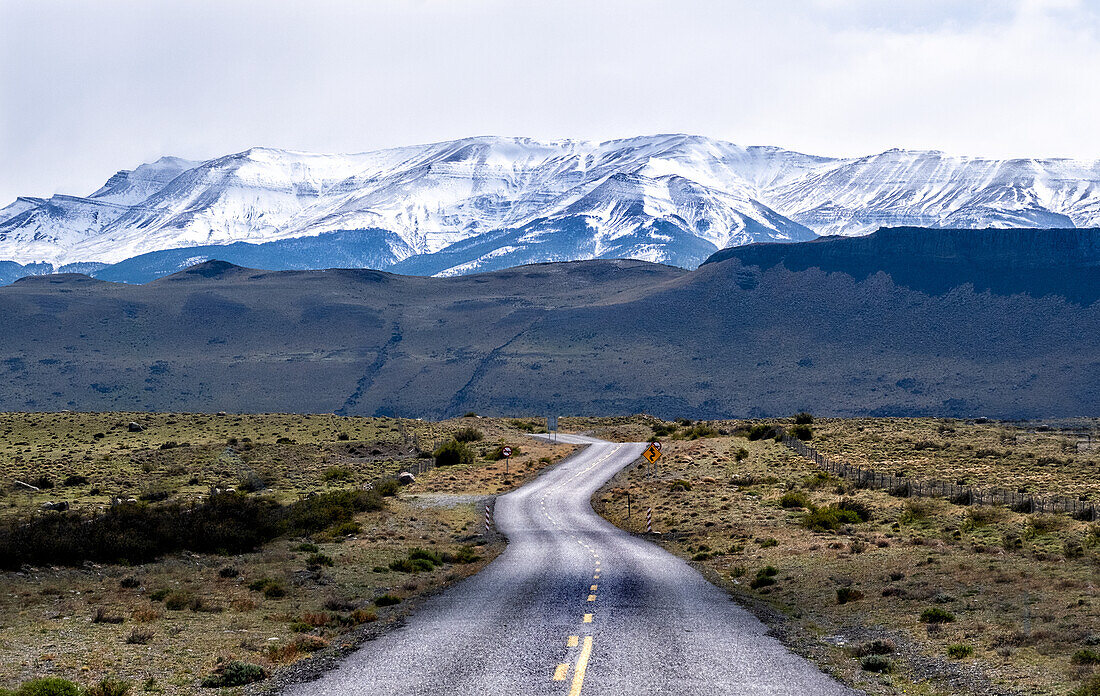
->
<box><xmin>84</xmin><ymin>678</ymin><xmax>131</xmax><ymax>696</ymax></box>
<box><xmin>850</xmin><ymin>639</ymin><xmax>895</xmax><ymax>657</ymax></box>
<box><xmin>836</xmin><ymin>587</ymin><xmax>864</xmax><ymax>604</ymax></box>
<box><xmin>13</xmin><ymin>679</ymin><xmax>80</xmax><ymax>696</ymax></box>
<box><xmin>860</xmin><ymin>655</ymin><xmax>893</xmax><ymax>673</ymax></box>
<box><xmin>947</xmin><ymin>644</ymin><xmax>974</xmax><ymax>659</ymax></box>
<box><xmin>920</xmin><ymin>607</ymin><xmax>956</xmax><ymax>624</ymax></box>
<box><xmin>836</xmin><ymin>498</ymin><xmax>873</xmax><ymax>522</ymax></box>
<box><xmin>789</xmin><ymin>425</ymin><xmax>813</xmax><ymax>441</ymax></box>
<box><xmin>674</xmin><ymin>424</ymin><xmax>718</xmax><ymax>440</ymax></box>
<box><xmin>746</xmin><ymin>424</ymin><xmax>777</xmax><ymax>441</ymax></box>
<box><xmin>62</xmin><ymin>474</ymin><xmax>88</xmax><ymax>487</ymax></box>
<box><xmin>0</xmin><ymin>488</ymin><xmax>383</xmax><ymax>570</ymax></box>
<box><xmin>1073</xmin><ymin>675</ymin><xmax>1100</xmax><ymax>696</ymax></box>
<box><xmin>263</xmin><ymin>580</ymin><xmax>288</xmax><ymax>599</ymax></box>
<box><xmin>322</xmin><ymin>466</ymin><xmax>353</xmax><ymax>482</ymax></box>
<box><xmin>757</xmin><ymin>538</ymin><xmax>778</xmax><ymax>548</ymax></box>
<box><xmin>802</xmin><ymin>506</ymin><xmax>862</xmax><ymax>531</ymax></box>
<box><xmin>734</xmin><ymin>448</ymin><xmax>749</xmax><ymax>462</ymax></box>
<box><xmin>374</xmin><ymin>594</ymin><xmax>401</xmax><ymax>607</ymax></box>
<box><xmin>375</xmin><ymin>479</ymin><xmax>400</xmax><ymax>497</ymax></box>
<box><xmin>200</xmin><ymin>661</ymin><xmax>266</xmax><ymax>688</ymax></box>
<box><xmin>793</xmin><ymin>412</ymin><xmax>814</xmax><ymax>425</ymax></box>
<box><xmin>779</xmin><ymin>491</ymin><xmax>811</xmax><ymax>509</ymax></box>
<box><xmin>306</xmin><ymin>553</ymin><xmax>334</xmax><ymax>568</ymax></box>
<box><xmin>1073</xmin><ymin>649</ymin><xmax>1100</xmax><ymax>665</ymax></box>
<box><xmin>163</xmin><ymin>591</ymin><xmax>190</xmax><ymax>611</ymax></box>
<box><xmin>434</xmin><ymin>440</ymin><xmax>474</xmax><ymax>467</ymax></box>
<box><xmin>749</xmin><ymin>566</ymin><xmax>778</xmax><ymax>589</ymax></box>
<box><xmin>453</xmin><ymin>427</ymin><xmax>484</xmax><ymax>443</ymax></box>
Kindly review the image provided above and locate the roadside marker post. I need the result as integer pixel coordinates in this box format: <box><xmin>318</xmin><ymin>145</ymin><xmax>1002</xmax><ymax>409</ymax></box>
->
<box><xmin>485</xmin><ymin>505</ymin><xmax>493</xmax><ymax>534</ymax></box>
<box><xmin>502</xmin><ymin>446</ymin><xmax>512</xmax><ymax>476</ymax></box>
<box><xmin>642</xmin><ymin>441</ymin><xmax>662</xmax><ymax>476</ymax></box>
<box><xmin>646</xmin><ymin>507</ymin><xmax>652</xmax><ymax>533</ymax></box>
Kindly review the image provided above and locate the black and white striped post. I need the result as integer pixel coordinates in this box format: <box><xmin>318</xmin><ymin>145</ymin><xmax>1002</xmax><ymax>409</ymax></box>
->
<box><xmin>485</xmin><ymin>504</ymin><xmax>493</xmax><ymax>533</ymax></box>
<box><xmin>646</xmin><ymin>507</ymin><xmax>652</xmax><ymax>533</ymax></box>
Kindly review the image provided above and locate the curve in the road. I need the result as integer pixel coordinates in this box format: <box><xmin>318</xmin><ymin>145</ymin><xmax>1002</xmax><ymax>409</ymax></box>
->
<box><xmin>286</xmin><ymin>434</ymin><xmax>860</xmax><ymax>695</ymax></box>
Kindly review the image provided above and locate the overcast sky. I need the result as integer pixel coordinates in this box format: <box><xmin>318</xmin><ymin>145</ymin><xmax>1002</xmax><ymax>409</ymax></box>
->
<box><xmin>2</xmin><ymin>0</ymin><xmax>1099</xmax><ymax>203</ymax></box>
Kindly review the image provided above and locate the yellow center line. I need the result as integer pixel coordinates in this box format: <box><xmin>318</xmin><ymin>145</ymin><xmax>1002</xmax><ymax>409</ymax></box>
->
<box><xmin>568</xmin><ymin>636</ymin><xmax>594</xmax><ymax>696</ymax></box>
<box><xmin>583</xmin><ymin>613</ymin><xmax>593</xmax><ymax>623</ymax></box>
<box><xmin>567</xmin><ymin>635</ymin><xmax>579</xmax><ymax>647</ymax></box>
<box><xmin>587</xmin><ymin>594</ymin><xmax>596</xmax><ymax>602</ymax></box>
<box><xmin>593</xmin><ymin>574</ymin><xmax>599</xmax><ymax>579</ymax></box>
<box><xmin>590</xmin><ymin>584</ymin><xmax>598</xmax><ymax>591</ymax></box>
<box><xmin>553</xmin><ymin>663</ymin><xmax>570</xmax><ymax>681</ymax></box>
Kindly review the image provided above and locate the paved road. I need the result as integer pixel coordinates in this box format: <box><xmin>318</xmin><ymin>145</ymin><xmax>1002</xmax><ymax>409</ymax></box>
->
<box><xmin>287</xmin><ymin>435</ymin><xmax>859</xmax><ymax>695</ymax></box>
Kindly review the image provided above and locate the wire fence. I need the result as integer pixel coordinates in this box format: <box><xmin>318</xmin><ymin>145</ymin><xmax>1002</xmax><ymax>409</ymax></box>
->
<box><xmin>779</xmin><ymin>430</ymin><xmax>1098</xmax><ymax>521</ymax></box>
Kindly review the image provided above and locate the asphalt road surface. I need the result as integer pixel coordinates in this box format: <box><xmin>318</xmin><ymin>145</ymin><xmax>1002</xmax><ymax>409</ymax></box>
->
<box><xmin>287</xmin><ymin>434</ymin><xmax>859</xmax><ymax>695</ymax></box>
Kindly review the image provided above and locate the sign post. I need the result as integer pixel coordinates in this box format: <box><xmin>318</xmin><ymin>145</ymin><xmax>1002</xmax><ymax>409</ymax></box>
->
<box><xmin>547</xmin><ymin>415</ymin><xmax>558</xmax><ymax>442</ymax></box>
<box><xmin>502</xmin><ymin>446</ymin><xmax>512</xmax><ymax>476</ymax></box>
<box><xmin>642</xmin><ymin>441</ymin><xmax>662</xmax><ymax>476</ymax></box>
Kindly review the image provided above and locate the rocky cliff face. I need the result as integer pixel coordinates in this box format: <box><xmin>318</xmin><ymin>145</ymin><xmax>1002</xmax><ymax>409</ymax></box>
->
<box><xmin>704</xmin><ymin>227</ymin><xmax>1100</xmax><ymax>304</ymax></box>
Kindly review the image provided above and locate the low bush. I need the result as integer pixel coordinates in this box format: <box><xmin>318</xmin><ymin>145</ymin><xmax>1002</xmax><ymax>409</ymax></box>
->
<box><xmin>733</xmin><ymin>448</ymin><xmax>749</xmax><ymax>462</ymax></box>
<box><xmin>1073</xmin><ymin>649</ymin><xmax>1100</xmax><ymax>666</ymax></box>
<box><xmin>789</xmin><ymin>425</ymin><xmax>813</xmax><ymax>441</ymax></box>
<box><xmin>1074</xmin><ymin>675</ymin><xmax>1100</xmax><ymax>696</ymax></box>
<box><xmin>669</xmin><ymin>479</ymin><xmax>692</xmax><ymax>492</ymax></box>
<box><xmin>793</xmin><ymin>412</ymin><xmax>814</xmax><ymax>425</ymax></box>
<box><xmin>860</xmin><ymin>655</ymin><xmax>893</xmax><ymax>673</ymax></box>
<box><xmin>674</xmin><ymin>424</ymin><xmax>718</xmax><ymax>440</ymax></box>
<box><xmin>374</xmin><ymin>594</ymin><xmax>401</xmax><ymax>607</ymax></box>
<box><xmin>779</xmin><ymin>491</ymin><xmax>811</xmax><ymax>509</ymax></box>
<box><xmin>947</xmin><ymin>644</ymin><xmax>974</xmax><ymax>659</ymax></box>
<box><xmin>218</xmin><ymin>566</ymin><xmax>239</xmax><ymax>578</ymax></box>
<box><xmin>850</xmin><ymin>639</ymin><xmax>895</xmax><ymax>657</ymax></box>
<box><xmin>12</xmin><ymin>679</ymin><xmax>80</xmax><ymax>696</ymax></box>
<box><xmin>201</xmin><ymin>661</ymin><xmax>266</xmax><ymax>688</ymax></box>
<box><xmin>433</xmin><ymin>440</ymin><xmax>474</xmax><ymax>467</ymax></box>
<box><xmin>920</xmin><ymin>607</ymin><xmax>956</xmax><ymax>624</ymax></box>
<box><xmin>802</xmin><ymin>506</ymin><xmax>862</xmax><ymax>531</ymax></box>
<box><xmin>92</xmin><ymin>607</ymin><xmax>125</xmax><ymax>624</ymax></box>
<box><xmin>836</xmin><ymin>587</ymin><xmax>865</xmax><ymax>604</ymax></box>
<box><xmin>453</xmin><ymin>427</ymin><xmax>484</xmax><ymax>443</ymax></box>
<box><xmin>306</xmin><ymin>553</ymin><xmax>334</xmax><ymax>568</ymax></box>
<box><xmin>125</xmin><ymin>628</ymin><xmax>154</xmax><ymax>645</ymax></box>
<box><xmin>836</xmin><ymin>498</ymin><xmax>873</xmax><ymax>522</ymax></box>
<box><xmin>745</xmin><ymin>424</ymin><xmax>777</xmax><ymax>441</ymax></box>
<box><xmin>118</xmin><ymin>576</ymin><xmax>140</xmax><ymax>589</ymax></box>
<box><xmin>0</xmin><ymin>488</ymin><xmax>383</xmax><ymax>569</ymax></box>
<box><xmin>322</xmin><ymin>466</ymin><xmax>354</xmax><ymax>482</ymax></box>
<box><xmin>84</xmin><ymin>678</ymin><xmax>131</xmax><ymax>696</ymax></box>
<box><xmin>62</xmin><ymin>474</ymin><xmax>88</xmax><ymax>487</ymax></box>
<box><xmin>163</xmin><ymin>591</ymin><xmax>191</xmax><ymax>611</ymax></box>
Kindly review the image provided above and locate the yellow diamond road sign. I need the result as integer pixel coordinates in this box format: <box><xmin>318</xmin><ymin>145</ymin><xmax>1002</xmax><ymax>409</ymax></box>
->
<box><xmin>642</xmin><ymin>443</ymin><xmax>662</xmax><ymax>463</ymax></box>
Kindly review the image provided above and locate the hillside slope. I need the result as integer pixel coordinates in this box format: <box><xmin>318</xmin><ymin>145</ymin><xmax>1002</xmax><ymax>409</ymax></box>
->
<box><xmin>1</xmin><ymin>230</ymin><xmax>1096</xmax><ymax>418</ymax></box>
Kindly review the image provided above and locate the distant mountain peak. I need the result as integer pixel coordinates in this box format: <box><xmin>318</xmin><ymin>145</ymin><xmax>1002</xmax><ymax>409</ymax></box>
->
<box><xmin>2</xmin><ymin>135</ymin><xmax>1100</xmax><ymax>278</ymax></box>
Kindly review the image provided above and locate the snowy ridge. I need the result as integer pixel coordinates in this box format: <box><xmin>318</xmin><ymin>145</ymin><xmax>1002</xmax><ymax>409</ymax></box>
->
<box><xmin>3</xmin><ymin>135</ymin><xmax>1100</xmax><ymax>275</ymax></box>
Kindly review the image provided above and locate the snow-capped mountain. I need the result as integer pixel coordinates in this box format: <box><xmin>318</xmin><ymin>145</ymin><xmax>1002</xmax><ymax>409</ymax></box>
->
<box><xmin>3</xmin><ymin>134</ymin><xmax>1100</xmax><ymax>278</ymax></box>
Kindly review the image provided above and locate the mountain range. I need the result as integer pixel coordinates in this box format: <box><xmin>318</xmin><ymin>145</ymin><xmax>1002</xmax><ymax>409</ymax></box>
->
<box><xmin>1</xmin><ymin>228</ymin><xmax>1096</xmax><ymax>418</ymax></box>
<box><xmin>4</xmin><ymin>135</ymin><xmax>1100</xmax><ymax>283</ymax></box>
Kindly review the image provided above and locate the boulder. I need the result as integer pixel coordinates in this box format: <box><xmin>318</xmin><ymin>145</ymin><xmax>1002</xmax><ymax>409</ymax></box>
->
<box><xmin>128</xmin><ymin>422</ymin><xmax>143</xmax><ymax>432</ymax></box>
<box><xmin>41</xmin><ymin>501</ymin><xmax>69</xmax><ymax>512</ymax></box>
<box><xmin>397</xmin><ymin>471</ymin><xmax>416</xmax><ymax>485</ymax></box>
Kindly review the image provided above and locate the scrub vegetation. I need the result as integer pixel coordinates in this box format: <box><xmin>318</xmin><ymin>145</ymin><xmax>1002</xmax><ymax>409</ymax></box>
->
<box><xmin>596</xmin><ymin>415</ymin><xmax>1100</xmax><ymax>696</ymax></box>
<box><xmin>0</xmin><ymin>413</ymin><xmax>573</xmax><ymax>694</ymax></box>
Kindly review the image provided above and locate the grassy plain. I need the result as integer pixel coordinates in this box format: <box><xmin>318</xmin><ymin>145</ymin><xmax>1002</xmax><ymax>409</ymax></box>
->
<box><xmin>595</xmin><ymin>416</ymin><xmax>1100</xmax><ymax>696</ymax></box>
<box><xmin>0</xmin><ymin>413</ymin><xmax>571</xmax><ymax>694</ymax></box>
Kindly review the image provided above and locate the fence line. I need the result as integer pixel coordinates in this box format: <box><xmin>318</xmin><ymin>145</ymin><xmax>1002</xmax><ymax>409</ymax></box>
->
<box><xmin>778</xmin><ymin>431</ymin><xmax>1097</xmax><ymax>521</ymax></box>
